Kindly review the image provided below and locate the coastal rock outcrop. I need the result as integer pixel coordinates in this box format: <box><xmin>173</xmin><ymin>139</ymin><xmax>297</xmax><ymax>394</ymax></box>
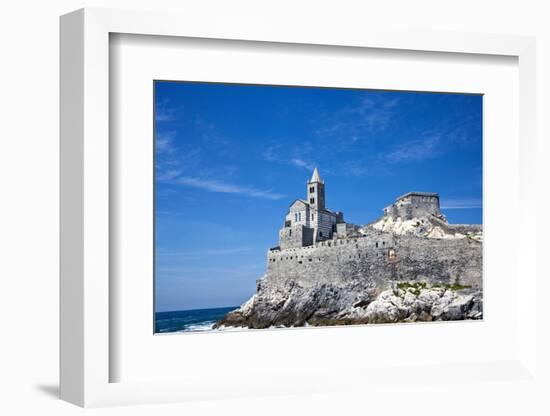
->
<box><xmin>368</xmin><ymin>213</ymin><xmax>483</xmax><ymax>242</ymax></box>
<box><xmin>214</xmin><ymin>179</ymin><xmax>483</xmax><ymax>330</ymax></box>
<box><xmin>214</xmin><ymin>279</ymin><xmax>482</xmax><ymax>329</ymax></box>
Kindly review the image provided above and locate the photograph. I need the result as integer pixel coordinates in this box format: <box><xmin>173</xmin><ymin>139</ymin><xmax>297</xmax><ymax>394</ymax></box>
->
<box><xmin>153</xmin><ymin>81</ymin><xmax>483</xmax><ymax>333</ymax></box>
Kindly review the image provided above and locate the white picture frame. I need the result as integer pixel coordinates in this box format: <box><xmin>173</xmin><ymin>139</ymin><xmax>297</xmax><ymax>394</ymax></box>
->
<box><xmin>60</xmin><ymin>7</ymin><xmax>538</xmax><ymax>408</ymax></box>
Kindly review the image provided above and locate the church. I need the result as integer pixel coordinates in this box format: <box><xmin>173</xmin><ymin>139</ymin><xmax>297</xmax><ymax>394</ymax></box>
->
<box><xmin>278</xmin><ymin>168</ymin><xmax>351</xmax><ymax>250</ymax></box>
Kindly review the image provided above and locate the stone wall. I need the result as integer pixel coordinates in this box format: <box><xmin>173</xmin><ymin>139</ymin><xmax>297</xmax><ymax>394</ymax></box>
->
<box><xmin>336</xmin><ymin>222</ymin><xmax>359</xmax><ymax>237</ymax></box>
<box><xmin>268</xmin><ymin>230</ymin><xmax>394</xmax><ymax>288</ymax></box>
<box><xmin>267</xmin><ymin>230</ymin><xmax>482</xmax><ymax>289</ymax></box>
<box><xmin>391</xmin><ymin>234</ymin><xmax>482</xmax><ymax>288</ymax></box>
<box><xmin>315</xmin><ymin>209</ymin><xmax>337</xmax><ymax>241</ymax></box>
<box><xmin>446</xmin><ymin>223</ymin><xmax>483</xmax><ymax>234</ymax></box>
<box><xmin>384</xmin><ymin>193</ymin><xmax>443</xmax><ymax>221</ymax></box>
<box><xmin>278</xmin><ymin>224</ymin><xmax>314</xmax><ymax>250</ymax></box>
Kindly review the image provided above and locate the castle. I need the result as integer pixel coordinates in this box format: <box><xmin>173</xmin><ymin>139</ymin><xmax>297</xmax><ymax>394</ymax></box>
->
<box><xmin>278</xmin><ymin>168</ymin><xmax>444</xmax><ymax>249</ymax></box>
<box><xmin>267</xmin><ymin>168</ymin><xmax>482</xmax><ymax>289</ymax></box>
<box><xmin>216</xmin><ymin>168</ymin><xmax>483</xmax><ymax>329</ymax></box>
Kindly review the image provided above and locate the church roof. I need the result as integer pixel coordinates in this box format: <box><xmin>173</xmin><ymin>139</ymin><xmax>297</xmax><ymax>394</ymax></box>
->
<box><xmin>395</xmin><ymin>192</ymin><xmax>439</xmax><ymax>201</ymax></box>
<box><xmin>288</xmin><ymin>199</ymin><xmax>309</xmax><ymax>208</ymax></box>
<box><xmin>310</xmin><ymin>167</ymin><xmax>323</xmax><ymax>183</ymax></box>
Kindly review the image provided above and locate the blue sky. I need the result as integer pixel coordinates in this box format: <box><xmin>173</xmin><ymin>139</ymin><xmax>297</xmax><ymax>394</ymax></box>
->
<box><xmin>154</xmin><ymin>81</ymin><xmax>482</xmax><ymax>312</ymax></box>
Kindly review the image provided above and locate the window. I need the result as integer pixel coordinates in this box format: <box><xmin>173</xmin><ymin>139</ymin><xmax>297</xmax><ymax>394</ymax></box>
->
<box><xmin>319</xmin><ymin>231</ymin><xmax>323</xmax><ymax>237</ymax></box>
<box><xmin>310</xmin><ymin>198</ymin><xmax>315</xmax><ymax>204</ymax></box>
<box><xmin>298</xmin><ymin>212</ymin><xmax>301</xmax><ymax>221</ymax></box>
<box><xmin>309</xmin><ymin>186</ymin><xmax>314</xmax><ymax>193</ymax></box>
<box><xmin>295</xmin><ymin>213</ymin><xmax>298</xmax><ymax>222</ymax></box>
<box><xmin>311</xmin><ymin>214</ymin><xmax>314</xmax><ymax>221</ymax></box>
<box><xmin>289</xmin><ymin>229</ymin><xmax>292</xmax><ymax>236</ymax></box>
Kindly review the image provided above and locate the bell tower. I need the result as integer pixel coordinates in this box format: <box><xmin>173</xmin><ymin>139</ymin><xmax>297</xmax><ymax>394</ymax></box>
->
<box><xmin>307</xmin><ymin>168</ymin><xmax>325</xmax><ymax>211</ymax></box>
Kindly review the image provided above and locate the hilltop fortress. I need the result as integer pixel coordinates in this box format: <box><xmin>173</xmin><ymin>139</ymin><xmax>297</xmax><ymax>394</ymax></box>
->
<box><xmin>216</xmin><ymin>169</ymin><xmax>483</xmax><ymax>329</ymax></box>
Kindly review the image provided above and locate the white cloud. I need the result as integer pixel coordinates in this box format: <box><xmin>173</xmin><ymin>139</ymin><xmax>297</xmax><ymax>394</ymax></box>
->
<box><xmin>156</xmin><ymin>169</ymin><xmax>182</xmax><ymax>181</ymax></box>
<box><xmin>157</xmin><ymin>246</ymin><xmax>256</xmax><ymax>259</ymax></box>
<box><xmin>156</xmin><ymin>262</ymin><xmax>265</xmax><ymax>277</ymax></box>
<box><xmin>194</xmin><ymin>116</ymin><xmax>229</xmax><ymax>145</ymax></box>
<box><xmin>156</xmin><ymin>131</ymin><xmax>177</xmax><ymax>154</ymax></box>
<box><xmin>173</xmin><ymin>176</ymin><xmax>284</xmax><ymax>200</ymax></box>
<box><xmin>316</xmin><ymin>94</ymin><xmax>399</xmax><ymax>139</ymax></box>
<box><xmin>340</xmin><ymin>161</ymin><xmax>369</xmax><ymax>177</ymax></box>
<box><xmin>440</xmin><ymin>198</ymin><xmax>482</xmax><ymax>210</ymax></box>
<box><xmin>354</xmin><ymin>96</ymin><xmax>399</xmax><ymax>132</ymax></box>
<box><xmin>290</xmin><ymin>158</ymin><xmax>315</xmax><ymax>170</ymax></box>
<box><xmin>155</xmin><ymin>98</ymin><xmax>180</xmax><ymax>122</ymax></box>
<box><xmin>384</xmin><ymin>111</ymin><xmax>482</xmax><ymax>165</ymax></box>
<box><xmin>385</xmin><ymin>135</ymin><xmax>442</xmax><ymax>163</ymax></box>
<box><xmin>262</xmin><ymin>144</ymin><xmax>317</xmax><ymax>173</ymax></box>
<box><xmin>262</xmin><ymin>145</ymin><xmax>280</xmax><ymax>162</ymax></box>
<box><xmin>155</xmin><ymin>130</ymin><xmax>279</xmax><ymax>201</ymax></box>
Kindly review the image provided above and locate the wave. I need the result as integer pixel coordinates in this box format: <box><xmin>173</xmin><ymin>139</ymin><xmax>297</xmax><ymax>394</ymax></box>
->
<box><xmin>178</xmin><ymin>320</ymin><xmax>216</xmax><ymax>332</ymax></box>
<box><xmin>156</xmin><ymin>306</ymin><xmax>238</xmax><ymax>333</ymax></box>
<box><xmin>174</xmin><ymin>323</ymin><xmax>301</xmax><ymax>333</ymax></box>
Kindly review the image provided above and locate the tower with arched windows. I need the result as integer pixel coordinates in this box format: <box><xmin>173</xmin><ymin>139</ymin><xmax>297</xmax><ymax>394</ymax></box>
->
<box><xmin>278</xmin><ymin>168</ymin><xmax>345</xmax><ymax>249</ymax></box>
<box><xmin>307</xmin><ymin>167</ymin><xmax>325</xmax><ymax>211</ymax></box>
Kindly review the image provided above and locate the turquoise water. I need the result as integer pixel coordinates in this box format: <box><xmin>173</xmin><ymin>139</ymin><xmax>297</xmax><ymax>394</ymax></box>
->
<box><xmin>155</xmin><ymin>306</ymin><xmax>238</xmax><ymax>333</ymax></box>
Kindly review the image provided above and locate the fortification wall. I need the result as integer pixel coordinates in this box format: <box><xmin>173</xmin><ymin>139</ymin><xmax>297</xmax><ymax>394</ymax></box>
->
<box><xmin>266</xmin><ymin>231</ymin><xmax>482</xmax><ymax>289</ymax></box>
<box><xmin>446</xmin><ymin>224</ymin><xmax>483</xmax><ymax>234</ymax></box>
<box><xmin>278</xmin><ymin>224</ymin><xmax>314</xmax><ymax>250</ymax></box>
<box><xmin>385</xmin><ymin>194</ymin><xmax>442</xmax><ymax>220</ymax></box>
<box><xmin>267</xmin><ymin>230</ymin><xmax>395</xmax><ymax>288</ymax></box>
<box><xmin>392</xmin><ymin>235</ymin><xmax>482</xmax><ymax>288</ymax></box>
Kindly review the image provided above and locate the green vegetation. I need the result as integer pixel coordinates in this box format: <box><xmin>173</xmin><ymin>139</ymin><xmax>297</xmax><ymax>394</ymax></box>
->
<box><xmin>447</xmin><ymin>282</ymin><xmax>472</xmax><ymax>291</ymax></box>
<box><xmin>397</xmin><ymin>281</ymin><xmax>427</xmax><ymax>296</ymax></box>
<box><xmin>397</xmin><ymin>281</ymin><xmax>427</xmax><ymax>290</ymax></box>
<box><xmin>447</xmin><ymin>276</ymin><xmax>472</xmax><ymax>291</ymax></box>
<box><xmin>397</xmin><ymin>280</ymin><xmax>471</xmax><ymax>296</ymax></box>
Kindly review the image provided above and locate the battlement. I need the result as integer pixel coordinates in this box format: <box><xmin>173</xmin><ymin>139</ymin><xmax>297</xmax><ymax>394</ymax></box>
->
<box><xmin>270</xmin><ymin>230</ymin><xmax>393</xmax><ymax>255</ymax></box>
<box><xmin>395</xmin><ymin>191</ymin><xmax>439</xmax><ymax>201</ymax></box>
<box><xmin>266</xmin><ymin>230</ymin><xmax>398</xmax><ymax>285</ymax></box>
<box><xmin>265</xmin><ymin>228</ymin><xmax>482</xmax><ymax>290</ymax></box>
<box><xmin>384</xmin><ymin>191</ymin><xmax>443</xmax><ymax>221</ymax></box>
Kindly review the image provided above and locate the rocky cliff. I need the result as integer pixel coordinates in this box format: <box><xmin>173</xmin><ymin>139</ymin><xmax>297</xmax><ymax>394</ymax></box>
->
<box><xmin>214</xmin><ymin>212</ymin><xmax>483</xmax><ymax>329</ymax></box>
<box><xmin>368</xmin><ymin>212</ymin><xmax>482</xmax><ymax>242</ymax></box>
<box><xmin>215</xmin><ymin>282</ymin><xmax>482</xmax><ymax>328</ymax></box>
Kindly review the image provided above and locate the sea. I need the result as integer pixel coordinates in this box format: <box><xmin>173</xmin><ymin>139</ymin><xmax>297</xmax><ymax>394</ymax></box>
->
<box><xmin>155</xmin><ymin>306</ymin><xmax>238</xmax><ymax>333</ymax></box>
